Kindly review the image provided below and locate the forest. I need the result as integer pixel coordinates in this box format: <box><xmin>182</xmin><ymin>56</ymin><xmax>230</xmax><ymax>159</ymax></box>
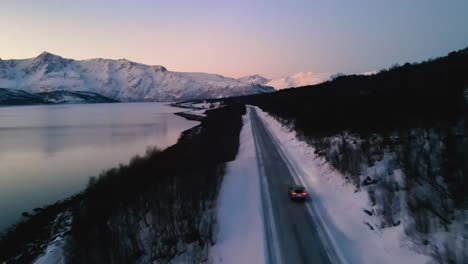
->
<box><xmin>224</xmin><ymin>47</ymin><xmax>468</xmax><ymax>262</ymax></box>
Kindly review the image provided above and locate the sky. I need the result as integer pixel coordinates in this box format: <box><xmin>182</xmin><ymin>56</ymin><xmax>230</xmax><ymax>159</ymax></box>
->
<box><xmin>1</xmin><ymin>0</ymin><xmax>467</xmax><ymax>78</ymax></box>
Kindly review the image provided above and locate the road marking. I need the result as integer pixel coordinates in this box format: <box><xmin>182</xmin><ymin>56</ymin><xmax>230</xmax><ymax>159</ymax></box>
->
<box><xmin>251</xmin><ymin>107</ymin><xmax>346</xmax><ymax>264</ymax></box>
<box><xmin>250</xmin><ymin>108</ymin><xmax>284</xmax><ymax>264</ymax></box>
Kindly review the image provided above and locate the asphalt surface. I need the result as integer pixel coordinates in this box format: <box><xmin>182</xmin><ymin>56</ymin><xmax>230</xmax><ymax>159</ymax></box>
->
<box><xmin>250</xmin><ymin>107</ymin><xmax>335</xmax><ymax>264</ymax></box>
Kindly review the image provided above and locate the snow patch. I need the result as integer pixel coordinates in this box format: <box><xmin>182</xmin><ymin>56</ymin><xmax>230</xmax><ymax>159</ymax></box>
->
<box><xmin>209</xmin><ymin>108</ymin><xmax>265</xmax><ymax>264</ymax></box>
<box><xmin>33</xmin><ymin>238</ymin><xmax>66</xmax><ymax>264</ymax></box>
<box><xmin>33</xmin><ymin>212</ymin><xmax>72</xmax><ymax>264</ymax></box>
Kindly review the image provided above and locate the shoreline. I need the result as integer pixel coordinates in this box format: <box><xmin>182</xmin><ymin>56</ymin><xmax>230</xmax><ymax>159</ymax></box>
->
<box><xmin>0</xmin><ymin>103</ymin><xmax>205</xmax><ymax>263</ymax></box>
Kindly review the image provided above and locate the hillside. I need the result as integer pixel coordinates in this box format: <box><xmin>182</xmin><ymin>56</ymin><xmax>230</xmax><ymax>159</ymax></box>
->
<box><xmin>0</xmin><ymin>52</ymin><xmax>274</xmax><ymax>102</ymax></box>
<box><xmin>0</xmin><ymin>88</ymin><xmax>117</xmax><ymax>105</ymax></box>
<box><xmin>36</xmin><ymin>90</ymin><xmax>118</xmax><ymax>104</ymax></box>
<box><xmin>0</xmin><ymin>88</ymin><xmax>45</xmax><ymax>105</ymax></box>
<box><xmin>236</xmin><ymin>47</ymin><xmax>468</xmax><ymax>131</ymax></box>
<box><xmin>228</xmin><ymin>46</ymin><xmax>468</xmax><ymax>263</ymax></box>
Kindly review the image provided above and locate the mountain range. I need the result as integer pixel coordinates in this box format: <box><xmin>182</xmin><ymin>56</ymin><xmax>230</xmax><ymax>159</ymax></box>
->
<box><xmin>238</xmin><ymin>72</ymin><xmax>330</xmax><ymax>90</ymax></box>
<box><xmin>0</xmin><ymin>52</ymin><xmax>274</xmax><ymax>102</ymax></box>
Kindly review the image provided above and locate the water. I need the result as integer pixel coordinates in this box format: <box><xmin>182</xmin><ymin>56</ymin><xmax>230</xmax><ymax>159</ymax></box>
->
<box><xmin>0</xmin><ymin>103</ymin><xmax>198</xmax><ymax>232</ymax></box>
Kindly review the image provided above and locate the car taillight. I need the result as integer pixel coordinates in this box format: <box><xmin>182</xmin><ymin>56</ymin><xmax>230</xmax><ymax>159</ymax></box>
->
<box><xmin>292</xmin><ymin>192</ymin><xmax>297</xmax><ymax>196</ymax></box>
<box><xmin>302</xmin><ymin>192</ymin><xmax>307</xmax><ymax>196</ymax></box>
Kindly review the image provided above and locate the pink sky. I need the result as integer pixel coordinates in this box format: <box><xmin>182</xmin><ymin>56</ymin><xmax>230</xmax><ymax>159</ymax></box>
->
<box><xmin>1</xmin><ymin>0</ymin><xmax>467</xmax><ymax>78</ymax></box>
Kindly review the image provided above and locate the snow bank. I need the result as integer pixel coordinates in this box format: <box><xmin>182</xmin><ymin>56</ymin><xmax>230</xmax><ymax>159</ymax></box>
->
<box><xmin>33</xmin><ymin>212</ymin><xmax>72</xmax><ymax>264</ymax></box>
<box><xmin>254</xmin><ymin>107</ymin><xmax>431</xmax><ymax>264</ymax></box>
<box><xmin>33</xmin><ymin>238</ymin><xmax>66</xmax><ymax>264</ymax></box>
<box><xmin>209</xmin><ymin>108</ymin><xmax>265</xmax><ymax>264</ymax></box>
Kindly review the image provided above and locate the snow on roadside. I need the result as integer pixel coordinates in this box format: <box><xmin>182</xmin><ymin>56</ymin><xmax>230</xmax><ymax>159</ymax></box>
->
<box><xmin>33</xmin><ymin>212</ymin><xmax>72</xmax><ymax>264</ymax></box>
<box><xmin>33</xmin><ymin>238</ymin><xmax>66</xmax><ymax>264</ymax></box>
<box><xmin>209</xmin><ymin>108</ymin><xmax>265</xmax><ymax>264</ymax></box>
<box><xmin>254</xmin><ymin>107</ymin><xmax>431</xmax><ymax>264</ymax></box>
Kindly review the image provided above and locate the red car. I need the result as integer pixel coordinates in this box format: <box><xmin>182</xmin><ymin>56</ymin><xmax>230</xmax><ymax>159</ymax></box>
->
<box><xmin>288</xmin><ymin>185</ymin><xmax>307</xmax><ymax>201</ymax></box>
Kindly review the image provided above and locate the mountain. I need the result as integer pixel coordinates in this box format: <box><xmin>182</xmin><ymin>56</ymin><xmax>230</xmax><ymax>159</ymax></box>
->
<box><xmin>0</xmin><ymin>52</ymin><xmax>274</xmax><ymax>102</ymax></box>
<box><xmin>0</xmin><ymin>88</ymin><xmax>117</xmax><ymax>105</ymax></box>
<box><xmin>239</xmin><ymin>72</ymin><xmax>330</xmax><ymax>90</ymax></box>
<box><xmin>237</xmin><ymin>74</ymin><xmax>270</xmax><ymax>85</ymax></box>
<box><xmin>266</xmin><ymin>72</ymin><xmax>329</xmax><ymax>90</ymax></box>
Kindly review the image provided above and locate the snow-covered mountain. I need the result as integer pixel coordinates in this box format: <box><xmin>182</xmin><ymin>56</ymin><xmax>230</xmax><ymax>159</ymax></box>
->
<box><xmin>237</xmin><ymin>74</ymin><xmax>270</xmax><ymax>86</ymax></box>
<box><xmin>0</xmin><ymin>52</ymin><xmax>274</xmax><ymax>101</ymax></box>
<box><xmin>239</xmin><ymin>72</ymin><xmax>329</xmax><ymax>90</ymax></box>
<box><xmin>266</xmin><ymin>72</ymin><xmax>328</xmax><ymax>90</ymax></box>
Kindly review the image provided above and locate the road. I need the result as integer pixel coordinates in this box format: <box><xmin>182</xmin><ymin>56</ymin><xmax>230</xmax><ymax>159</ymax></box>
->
<box><xmin>250</xmin><ymin>107</ymin><xmax>339</xmax><ymax>264</ymax></box>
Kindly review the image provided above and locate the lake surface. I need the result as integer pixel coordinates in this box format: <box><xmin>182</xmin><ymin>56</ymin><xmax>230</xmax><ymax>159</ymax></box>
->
<box><xmin>0</xmin><ymin>103</ymin><xmax>198</xmax><ymax>232</ymax></box>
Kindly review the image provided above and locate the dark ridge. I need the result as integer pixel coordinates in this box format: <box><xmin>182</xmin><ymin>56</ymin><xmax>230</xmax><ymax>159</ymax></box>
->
<box><xmin>35</xmin><ymin>90</ymin><xmax>119</xmax><ymax>104</ymax></box>
<box><xmin>224</xmin><ymin>46</ymin><xmax>468</xmax><ymax>134</ymax></box>
<box><xmin>0</xmin><ymin>88</ymin><xmax>45</xmax><ymax>105</ymax></box>
<box><xmin>0</xmin><ymin>89</ymin><xmax>119</xmax><ymax>106</ymax></box>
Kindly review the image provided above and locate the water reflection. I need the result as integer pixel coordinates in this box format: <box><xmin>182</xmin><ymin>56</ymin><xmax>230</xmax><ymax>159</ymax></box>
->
<box><xmin>0</xmin><ymin>103</ymin><xmax>198</xmax><ymax>231</ymax></box>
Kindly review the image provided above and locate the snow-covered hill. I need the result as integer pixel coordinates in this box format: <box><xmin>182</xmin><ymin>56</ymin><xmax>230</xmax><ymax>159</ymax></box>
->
<box><xmin>239</xmin><ymin>72</ymin><xmax>329</xmax><ymax>90</ymax></box>
<box><xmin>0</xmin><ymin>52</ymin><xmax>274</xmax><ymax>101</ymax></box>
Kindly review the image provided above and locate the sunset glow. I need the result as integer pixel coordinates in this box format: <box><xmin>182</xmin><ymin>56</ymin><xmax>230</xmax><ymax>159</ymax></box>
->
<box><xmin>1</xmin><ymin>0</ymin><xmax>467</xmax><ymax>78</ymax></box>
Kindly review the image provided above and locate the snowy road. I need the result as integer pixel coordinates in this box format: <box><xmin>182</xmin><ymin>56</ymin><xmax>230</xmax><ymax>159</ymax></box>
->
<box><xmin>250</xmin><ymin>107</ymin><xmax>339</xmax><ymax>264</ymax></box>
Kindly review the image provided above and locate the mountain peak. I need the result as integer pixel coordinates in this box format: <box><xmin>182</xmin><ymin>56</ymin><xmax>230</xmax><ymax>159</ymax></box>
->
<box><xmin>30</xmin><ymin>52</ymin><xmax>68</xmax><ymax>73</ymax></box>
<box><xmin>249</xmin><ymin>74</ymin><xmax>263</xmax><ymax>78</ymax></box>
<box><xmin>39</xmin><ymin>51</ymin><xmax>53</xmax><ymax>56</ymax></box>
<box><xmin>35</xmin><ymin>51</ymin><xmax>63</xmax><ymax>61</ymax></box>
<box><xmin>241</xmin><ymin>74</ymin><xmax>267</xmax><ymax>79</ymax></box>
<box><xmin>238</xmin><ymin>74</ymin><xmax>270</xmax><ymax>85</ymax></box>
<box><xmin>152</xmin><ymin>65</ymin><xmax>167</xmax><ymax>72</ymax></box>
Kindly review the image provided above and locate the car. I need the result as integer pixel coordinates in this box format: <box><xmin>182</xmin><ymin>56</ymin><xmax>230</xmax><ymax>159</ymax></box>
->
<box><xmin>288</xmin><ymin>185</ymin><xmax>307</xmax><ymax>201</ymax></box>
